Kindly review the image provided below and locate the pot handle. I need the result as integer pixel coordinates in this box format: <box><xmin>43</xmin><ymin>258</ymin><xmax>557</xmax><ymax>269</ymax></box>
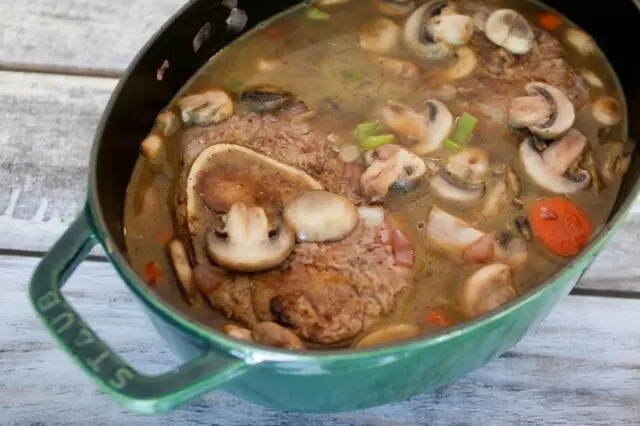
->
<box><xmin>29</xmin><ymin>210</ymin><xmax>252</xmax><ymax>413</ymax></box>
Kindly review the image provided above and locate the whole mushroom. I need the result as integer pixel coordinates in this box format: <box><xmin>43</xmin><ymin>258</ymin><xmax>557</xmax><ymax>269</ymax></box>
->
<box><xmin>404</xmin><ymin>1</ymin><xmax>456</xmax><ymax>59</ymax></box>
<box><xmin>206</xmin><ymin>203</ymin><xmax>295</xmax><ymax>273</ymax></box>
<box><xmin>484</xmin><ymin>9</ymin><xmax>535</xmax><ymax>55</ymax></box>
<box><xmin>460</xmin><ymin>263</ymin><xmax>517</xmax><ymax>318</ymax></box>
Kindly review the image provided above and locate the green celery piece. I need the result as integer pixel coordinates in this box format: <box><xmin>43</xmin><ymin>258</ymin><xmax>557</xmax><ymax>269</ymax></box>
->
<box><xmin>306</xmin><ymin>8</ymin><xmax>330</xmax><ymax>20</ymax></box>
<box><xmin>443</xmin><ymin>138</ymin><xmax>462</xmax><ymax>152</ymax></box>
<box><xmin>355</xmin><ymin>122</ymin><xmax>383</xmax><ymax>141</ymax></box>
<box><xmin>360</xmin><ymin>134</ymin><xmax>395</xmax><ymax>150</ymax></box>
<box><xmin>342</xmin><ymin>69</ymin><xmax>367</xmax><ymax>81</ymax></box>
<box><xmin>450</xmin><ymin>112</ymin><xmax>479</xmax><ymax>145</ymax></box>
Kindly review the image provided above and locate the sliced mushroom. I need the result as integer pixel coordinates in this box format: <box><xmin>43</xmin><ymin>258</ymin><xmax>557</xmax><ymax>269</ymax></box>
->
<box><xmin>579</xmin><ymin>69</ymin><xmax>604</xmax><ymax>89</ymax></box>
<box><xmin>425</xmin><ymin>207</ymin><xmax>485</xmax><ymax>258</ymax></box>
<box><xmin>361</xmin><ymin>144</ymin><xmax>427</xmax><ymax>201</ymax></box>
<box><xmin>239</xmin><ymin>84</ymin><xmax>294</xmax><ymax>113</ymax></box>
<box><xmin>283</xmin><ymin>190</ymin><xmax>359</xmax><ymax>243</ymax></box>
<box><xmin>404</xmin><ymin>1</ymin><xmax>454</xmax><ymax>59</ymax></box>
<box><xmin>481</xmin><ymin>180</ymin><xmax>509</xmax><ymax>218</ymax></box>
<box><xmin>484</xmin><ymin>9</ymin><xmax>534</xmax><ymax>55</ymax></box>
<box><xmin>583</xmin><ymin>150</ymin><xmax>603</xmax><ymax>194</ymax></box>
<box><xmin>524</xmin><ymin>82</ymin><xmax>575</xmax><ymax>139</ymax></box>
<box><xmin>360</xmin><ymin>18</ymin><xmax>401</xmax><ymax>53</ymax></box>
<box><xmin>140</xmin><ymin>134</ymin><xmax>164</xmax><ymax>161</ymax></box>
<box><xmin>252</xmin><ymin>322</ymin><xmax>306</xmax><ymax>350</ymax></box>
<box><xmin>541</xmin><ymin>129</ymin><xmax>588</xmax><ymax>175</ymax></box>
<box><xmin>439</xmin><ymin>46</ymin><xmax>477</xmax><ymax>80</ymax></box>
<box><xmin>206</xmin><ymin>203</ymin><xmax>295</xmax><ymax>273</ymax></box>
<box><xmin>494</xmin><ymin>231</ymin><xmax>528</xmax><ymax>269</ymax></box>
<box><xmin>446</xmin><ymin>147</ymin><xmax>490</xmax><ymax>181</ymax></box>
<box><xmin>508</xmin><ymin>95</ymin><xmax>553</xmax><ymax>129</ymax></box>
<box><xmin>429</xmin><ymin>169</ymin><xmax>485</xmax><ymax>202</ymax></box>
<box><xmin>514</xmin><ymin>215</ymin><xmax>533</xmax><ymax>241</ymax></box>
<box><xmin>374</xmin><ymin>0</ymin><xmax>416</xmax><ymax>17</ymax></box>
<box><xmin>379</xmin><ymin>100</ymin><xmax>453</xmax><ymax>155</ymax></box>
<box><xmin>374</xmin><ymin>56</ymin><xmax>419</xmax><ymax>79</ymax></box>
<box><xmin>506</xmin><ymin>168</ymin><xmax>522</xmax><ymax>197</ymax></box>
<box><xmin>354</xmin><ymin>323</ymin><xmax>420</xmax><ymax>348</ymax></box>
<box><xmin>155</xmin><ymin>109</ymin><xmax>181</xmax><ymax>137</ymax></box>
<box><xmin>168</xmin><ymin>239</ymin><xmax>201</xmax><ymax>306</ymax></box>
<box><xmin>565</xmin><ymin>28</ymin><xmax>596</xmax><ymax>56</ymax></box>
<box><xmin>520</xmin><ymin>131</ymin><xmax>591</xmax><ymax>194</ymax></box>
<box><xmin>460</xmin><ymin>263</ymin><xmax>517</xmax><ymax>318</ymax></box>
<box><xmin>592</xmin><ymin>96</ymin><xmax>622</xmax><ymax>127</ymax></box>
<box><xmin>601</xmin><ymin>140</ymin><xmax>635</xmax><ymax>183</ymax></box>
<box><xmin>221</xmin><ymin>324</ymin><xmax>255</xmax><ymax>343</ymax></box>
<box><xmin>178</xmin><ymin>89</ymin><xmax>234</xmax><ymax>125</ymax></box>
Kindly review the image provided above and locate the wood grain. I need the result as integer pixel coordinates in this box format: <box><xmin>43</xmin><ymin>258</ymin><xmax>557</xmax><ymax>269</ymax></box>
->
<box><xmin>2</xmin><ymin>254</ymin><xmax>639</xmax><ymax>425</ymax></box>
<box><xmin>0</xmin><ymin>0</ymin><xmax>183</xmax><ymax>75</ymax></box>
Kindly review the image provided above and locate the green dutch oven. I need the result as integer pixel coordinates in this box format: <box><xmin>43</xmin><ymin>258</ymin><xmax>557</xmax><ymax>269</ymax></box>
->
<box><xmin>29</xmin><ymin>0</ymin><xmax>640</xmax><ymax>415</ymax></box>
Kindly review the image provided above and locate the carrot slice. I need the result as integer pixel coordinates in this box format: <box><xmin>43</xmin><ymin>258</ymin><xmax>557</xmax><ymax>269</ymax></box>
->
<box><xmin>529</xmin><ymin>197</ymin><xmax>592</xmax><ymax>257</ymax></box>
<box><xmin>539</xmin><ymin>13</ymin><xmax>563</xmax><ymax>31</ymax></box>
<box><xmin>145</xmin><ymin>261</ymin><xmax>162</xmax><ymax>286</ymax></box>
<box><xmin>427</xmin><ymin>310</ymin><xmax>452</xmax><ymax>328</ymax></box>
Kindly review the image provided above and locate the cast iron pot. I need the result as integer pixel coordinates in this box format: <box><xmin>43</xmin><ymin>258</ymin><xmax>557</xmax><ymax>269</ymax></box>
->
<box><xmin>29</xmin><ymin>0</ymin><xmax>640</xmax><ymax>415</ymax></box>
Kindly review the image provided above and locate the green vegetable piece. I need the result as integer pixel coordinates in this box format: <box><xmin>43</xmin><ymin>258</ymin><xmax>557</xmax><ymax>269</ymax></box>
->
<box><xmin>355</xmin><ymin>122</ymin><xmax>383</xmax><ymax>141</ymax></box>
<box><xmin>342</xmin><ymin>69</ymin><xmax>367</xmax><ymax>82</ymax></box>
<box><xmin>450</xmin><ymin>112</ymin><xmax>479</xmax><ymax>145</ymax></box>
<box><xmin>306</xmin><ymin>8</ymin><xmax>331</xmax><ymax>20</ymax></box>
<box><xmin>443</xmin><ymin>138</ymin><xmax>462</xmax><ymax>152</ymax></box>
<box><xmin>360</xmin><ymin>134</ymin><xmax>395</xmax><ymax>150</ymax></box>
<box><xmin>225</xmin><ymin>77</ymin><xmax>244</xmax><ymax>94</ymax></box>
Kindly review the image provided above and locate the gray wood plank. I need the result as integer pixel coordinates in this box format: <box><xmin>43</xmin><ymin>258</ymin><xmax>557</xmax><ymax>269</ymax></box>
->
<box><xmin>0</xmin><ymin>0</ymin><xmax>183</xmax><ymax>74</ymax></box>
<box><xmin>0</xmin><ymin>70</ymin><xmax>638</xmax><ymax>292</ymax></box>
<box><xmin>2</xmin><ymin>255</ymin><xmax>639</xmax><ymax>425</ymax></box>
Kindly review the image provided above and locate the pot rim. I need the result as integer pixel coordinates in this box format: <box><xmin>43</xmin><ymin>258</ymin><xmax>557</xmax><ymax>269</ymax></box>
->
<box><xmin>88</xmin><ymin>0</ymin><xmax>640</xmax><ymax>362</ymax></box>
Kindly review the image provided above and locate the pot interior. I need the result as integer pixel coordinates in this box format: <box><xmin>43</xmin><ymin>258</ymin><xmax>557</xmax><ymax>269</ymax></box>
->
<box><xmin>92</xmin><ymin>0</ymin><xmax>640</xmax><ymax>315</ymax></box>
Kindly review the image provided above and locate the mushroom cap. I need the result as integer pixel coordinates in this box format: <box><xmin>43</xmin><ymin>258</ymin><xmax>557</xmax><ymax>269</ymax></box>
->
<box><xmin>592</xmin><ymin>96</ymin><xmax>622</xmax><ymax>127</ymax></box>
<box><xmin>360</xmin><ymin>18</ymin><xmax>401</xmax><ymax>53</ymax></box>
<box><xmin>361</xmin><ymin>144</ymin><xmax>427</xmax><ymax>201</ymax></box>
<box><xmin>186</xmin><ymin>144</ymin><xmax>322</xmax><ymax>264</ymax></box>
<box><xmin>404</xmin><ymin>1</ymin><xmax>454</xmax><ymax>59</ymax></box>
<box><xmin>461</xmin><ymin>263</ymin><xmax>517</xmax><ymax>318</ymax></box>
<box><xmin>429</xmin><ymin>169</ymin><xmax>485</xmax><ymax>202</ymax></box>
<box><xmin>519</xmin><ymin>136</ymin><xmax>591</xmax><ymax>194</ymax></box>
<box><xmin>177</xmin><ymin>88</ymin><xmax>234</xmax><ymax>125</ymax></box>
<box><xmin>426</xmin><ymin>13</ymin><xmax>474</xmax><ymax>46</ymax></box>
<box><xmin>525</xmin><ymin>82</ymin><xmax>576</xmax><ymax>139</ymax></box>
<box><xmin>439</xmin><ymin>46</ymin><xmax>478</xmax><ymax>81</ymax></box>
<box><xmin>484</xmin><ymin>9</ymin><xmax>534</xmax><ymax>55</ymax></box>
<box><xmin>354</xmin><ymin>323</ymin><xmax>420</xmax><ymax>348</ymax></box>
<box><xmin>446</xmin><ymin>147</ymin><xmax>490</xmax><ymax>181</ymax></box>
<box><xmin>239</xmin><ymin>84</ymin><xmax>294</xmax><ymax>113</ymax></box>
<box><xmin>283</xmin><ymin>190</ymin><xmax>359</xmax><ymax>243</ymax></box>
<box><xmin>206</xmin><ymin>203</ymin><xmax>295</xmax><ymax>273</ymax></box>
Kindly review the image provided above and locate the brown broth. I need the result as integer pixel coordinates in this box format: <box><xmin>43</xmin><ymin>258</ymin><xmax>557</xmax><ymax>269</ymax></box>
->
<box><xmin>124</xmin><ymin>0</ymin><xmax>628</xmax><ymax>345</ymax></box>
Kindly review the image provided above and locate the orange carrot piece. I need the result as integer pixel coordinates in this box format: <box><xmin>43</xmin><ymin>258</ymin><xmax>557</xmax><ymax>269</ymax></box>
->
<box><xmin>529</xmin><ymin>197</ymin><xmax>592</xmax><ymax>257</ymax></box>
<box><xmin>428</xmin><ymin>310</ymin><xmax>452</xmax><ymax>328</ymax></box>
<box><xmin>145</xmin><ymin>261</ymin><xmax>162</xmax><ymax>286</ymax></box>
<box><xmin>539</xmin><ymin>13</ymin><xmax>563</xmax><ymax>31</ymax></box>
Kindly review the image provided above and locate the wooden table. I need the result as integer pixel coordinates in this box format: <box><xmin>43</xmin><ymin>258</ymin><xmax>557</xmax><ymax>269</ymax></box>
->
<box><xmin>1</xmin><ymin>1</ymin><xmax>640</xmax><ymax>424</ymax></box>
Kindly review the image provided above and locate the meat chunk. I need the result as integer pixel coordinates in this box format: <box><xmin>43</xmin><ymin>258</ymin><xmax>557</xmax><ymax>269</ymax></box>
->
<box><xmin>194</xmin><ymin>220</ymin><xmax>410</xmax><ymax>344</ymax></box>
<box><xmin>453</xmin><ymin>25</ymin><xmax>589</xmax><ymax>123</ymax></box>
